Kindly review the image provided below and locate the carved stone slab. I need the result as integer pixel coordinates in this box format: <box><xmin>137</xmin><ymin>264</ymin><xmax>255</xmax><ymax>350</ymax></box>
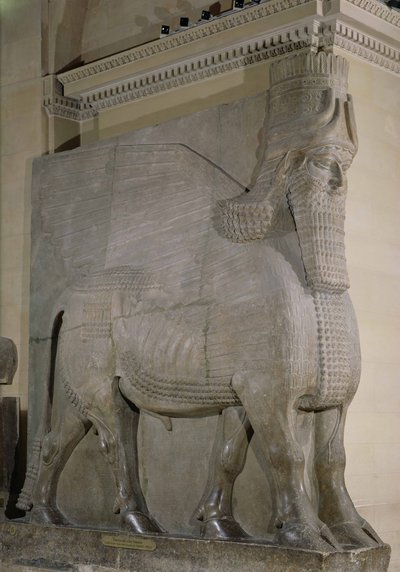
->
<box><xmin>22</xmin><ymin>54</ymin><xmax>386</xmax><ymax>559</ymax></box>
<box><xmin>27</xmin><ymin>94</ymin><xmax>270</xmax><ymax>536</ymax></box>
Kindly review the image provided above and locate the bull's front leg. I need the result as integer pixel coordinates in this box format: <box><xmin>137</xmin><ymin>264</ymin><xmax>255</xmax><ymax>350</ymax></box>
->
<box><xmin>193</xmin><ymin>406</ymin><xmax>253</xmax><ymax>539</ymax></box>
<box><xmin>232</xmin><ymin>371</ymin><xmax>340</xmax><ymax>552</ymax></box>
<box><xmin>314</xmin><ymin>405</ymin><xmax>383</xmax><ymax>548</ymax></box>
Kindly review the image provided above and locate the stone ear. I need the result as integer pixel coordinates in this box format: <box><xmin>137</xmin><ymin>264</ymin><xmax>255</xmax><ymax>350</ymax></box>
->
<box><xmin>345</xmin><ymin>94</ymin><xmax>358</xmax><ymax>154</ymax></box>
<box><xmin>272</xmin><ymin>152</ymin><xmax>290</xmax><ymax>190</ymax></box>
<box><xmin>276</xmin><ymin>150</ymin><xmax>302</xmax><ymax>181</ymax></box>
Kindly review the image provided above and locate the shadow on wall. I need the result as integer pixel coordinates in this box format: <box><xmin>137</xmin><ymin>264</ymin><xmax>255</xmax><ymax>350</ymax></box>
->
<box><xmin>81</xmin><ymin>1</ymin><xmax>232</xmax><ymax>65</ymax></box>
<box><xmin>50</xmin><ymin>0</ymin><xmax>89</xmax><ymax>74</ymax></box>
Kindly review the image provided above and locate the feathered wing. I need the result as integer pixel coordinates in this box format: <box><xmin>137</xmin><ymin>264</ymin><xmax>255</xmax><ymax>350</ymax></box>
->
<box><xmin>36</xmin><ymin>142</ymin><xmax>244</xmax><ymax>290</ymax></box>
<box><xmin>36</xmin><ymin>142</ymin><xmax>116</xmax><ymax>282</ymax></box>
<box><xmin>105</xmin><ymin>144</ymin><xmax>244</xmax><ymax>302</ymax></box>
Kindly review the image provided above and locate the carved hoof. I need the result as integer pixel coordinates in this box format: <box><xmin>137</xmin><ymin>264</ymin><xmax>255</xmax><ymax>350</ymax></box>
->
<box><xmin>275</xmin><ymin>521</ymin><xmax>340</xmax><ymax>552</ymax></box>
<box><xmin>121</xmin><ymin>511</ymin><xmax>165</xmax><ymax>534</ymax></box>
<box><xmin>330</xmin><ymin>520</ymin><xmax>384</xmax><ymax>549</ymax></box>
<box><xmin>30</xmin><ymin>505</ymin><xmax>70</xmax><ymax>526</ymax></box>
<box><xmin>200</xmin><ymin>517</ymin><xmax>250</xmax><ymax>540</ymax></box>
<box><xmin>16</xmin><ymin>499</ymin><xmax>32</xmax><ymax>512</ymax></box>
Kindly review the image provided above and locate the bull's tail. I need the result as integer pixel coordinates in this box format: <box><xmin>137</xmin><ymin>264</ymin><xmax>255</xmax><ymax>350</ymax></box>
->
<box><xmin>16</xmin><ymin>310</ymin><xmax>64</xmax><ymax>512</ymax></box>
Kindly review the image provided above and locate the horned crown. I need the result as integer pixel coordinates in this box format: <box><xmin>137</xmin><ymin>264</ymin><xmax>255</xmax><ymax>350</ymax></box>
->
<box><xmin>266</xmin><ymin>52</ymin><xmax>357</xmax><ymax>159</ymax></box>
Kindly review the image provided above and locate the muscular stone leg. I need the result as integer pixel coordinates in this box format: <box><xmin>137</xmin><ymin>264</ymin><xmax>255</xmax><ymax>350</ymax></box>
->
<box><xmin>194</xmin><ymin>406</ymin><xmax>253</xmax><ymax>539</ymax></box>
<box><xmin>89</xmin><ymin>378</ymin><xmax>163</xmax><ymax>534</ymax></box>
<box><xmin>232</xmin><ymin>371</ymin><xmax>340</xmax><ymax>551</ymax></box>
<box><xmin>315</xmin><ymin>406</ymin><xmax>383</xmax><ymax>548</ymax></box>
<box><xmin>30</xmin><ymin>399</ymin><xmax>90</xmax><ymax>525</ymax></box>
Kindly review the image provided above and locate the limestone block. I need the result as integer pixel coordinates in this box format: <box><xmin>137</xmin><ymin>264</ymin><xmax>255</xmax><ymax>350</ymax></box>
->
<box><xmin>0</xmin><ymin>522</ymin><xmax>392</xmax><ymax>572</ymax></box>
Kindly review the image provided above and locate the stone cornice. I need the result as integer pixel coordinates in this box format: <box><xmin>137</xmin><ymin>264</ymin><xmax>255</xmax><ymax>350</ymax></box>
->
<box><xmin>327</xmin><ymin>19</ymin><xmax>400</xmax><ymax>74</ymax></box>
<box><xmin>79</xmin><ymin>22</ymin><xmax>319</xmax><ymax>113</ymax></box>
<box><xmin>57</xmin><ymin>0</ymin><xmax>314</xmax><ymax>87</ymax></box>
<box><xmin>42</xmin><ymin>75</ymin><xmax>97</xmax><ymax>120</ymax></box>
<box><xmin>44</xmin><ymin>0</ymin><xmax>400</xmax><ymax>121</ymax></box>
<box><xmin>346</xmin><ymin>0</ymin><xmax>400</xmax><ymax>25</ymax></box>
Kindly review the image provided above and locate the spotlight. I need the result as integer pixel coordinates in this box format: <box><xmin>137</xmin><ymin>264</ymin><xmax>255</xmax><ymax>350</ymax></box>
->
<box><xmin>386</xmin><ymin>0</ymin><xmax>400</xmax><ymax>8</ymax></box>
<box><xmin>180</xmin><ymin>17</ymin><xmax>189</xmax><ymax>28</ymax></box>
<box><xmin>160</xmin><ymin>24</ymin><xmax>170</xmax><ymax>38</ymax></box>
<box><xmin>201</xmin><ymin>10</ymin><xmax>211</xmax><ymax>20</ymax></box>
<box><xmin>233</xmin><ymin>0</ymin><xmax>245</xmax><ymax>8</ymax></box>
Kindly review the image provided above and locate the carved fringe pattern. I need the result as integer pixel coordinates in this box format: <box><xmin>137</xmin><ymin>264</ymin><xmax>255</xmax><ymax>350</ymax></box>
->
<box><xmin>287</xmin><ymin>169</ymin><xmax>350</xmax><ymax>293</ymax></box>
<box><xmin>16</xmin><ymin>438</ymin><xmax>42</xmax><ymax>510</ymax></box>
<box><xmin>57</xmin><ymin>267</ymin><xmax>163</xmax><ymax>414</ymax></box>
<box><xmin>119</xmin><ymin>351</ymin><xmax>240</xmax><ymax>407</ymax></box>
<box><xmin>77</xmin><ymin>266</ymin><xmax>160</xmax><ymax>342</ymax></box>
<box><xmin>218</xmin><ymin>159</ymin><xmax>280</xmax><ymax>242</ymax></box>
<box><xmin>116</xmin><ymin>307</ymin><xmax>240</xmax><ymax>407</ymax></box>
<box><xmin>309</xmin><ymin>291</ymin><xmax>355</xmax><ymax>407</ymax></box>
<box><xmin>270</xmin><ymin>52</ymin><xmax>349</xmax><ymax>93</ymax></box>
<box><xmin>81</xmin><ymin>298</ymin><xmax>112</xmax><ymax>341</ymax></box>
<box><xmin>59</xmin><ymin>336</ymin><xmax>89</xmax><ymax>417</ymax></box>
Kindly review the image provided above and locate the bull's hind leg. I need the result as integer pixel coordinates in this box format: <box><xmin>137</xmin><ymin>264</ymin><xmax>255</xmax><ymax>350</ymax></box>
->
<box><xmin>315</xmin><ymin>406</ymin><xmax>383</xmax><ymax>548</ymax></box>
<box><xmin>232</xmin><ymin>371</ymin><xmax>341</xmax><ymax>552</ymax></box>
<box><xmin>30</xmin><ymin>400</ymin><xmax>90</xmax><ymax>525</ymax></box>
<box><xmin>89</xmin><ymin>377</ymin><xmax>163</xmax><ymax>534</ymax></box>
<box><xmin>194</xmin><ymin>406</ymin><xmax>253</xmax><ymax>539</ymax></box>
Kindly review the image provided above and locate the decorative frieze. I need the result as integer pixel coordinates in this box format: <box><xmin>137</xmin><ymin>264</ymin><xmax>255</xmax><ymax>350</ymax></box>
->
<box><xmin>57</xmin><ymin>0</ymin><xmax>314</xmax><ymax>86</ymax></box>
<box><xmin>346</xmin><ymin>0</ymin><xmax>400</xmax><ymax>25</ymax></box>
<box><xmin>80</xmin><ymin>24</ymin><xmax>319</xmax><ymax>113</ymax></box>
<box><xmin>44</xmin><ymin>0</ymin><xmax>400</xmax><ymax>121</ymax></box>
<box><xmin>330</xmin><ymin>21</ymin><xmax>400</xmax><ymax>74</ymax></box>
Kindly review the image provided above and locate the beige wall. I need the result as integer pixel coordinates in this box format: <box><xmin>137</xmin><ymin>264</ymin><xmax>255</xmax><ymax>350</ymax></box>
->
<box><xmin>81</xmin><ymin>0</ymin><xmax>232</xmax><ymax>64</ymax></box>
<box><xmin>0</xmin><ymin>2</ymin><xmax>399</xmax><ymax>570</ymax></box>
<box><xmin>345</xmin><ymin>54</ymin><xmax>400</xmax><ymax>571</ymax></box>
<box><xmin>0</xmin><ymin>0</ymin><xmax>47</xmax><ymax>411</ymax></box>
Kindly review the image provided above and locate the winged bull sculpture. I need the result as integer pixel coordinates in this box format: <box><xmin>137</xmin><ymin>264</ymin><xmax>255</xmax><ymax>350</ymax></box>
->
<box><xmin>18</xmin><ymin>52</ymin><xmax>383</xmax><ymax>552</ymax></box>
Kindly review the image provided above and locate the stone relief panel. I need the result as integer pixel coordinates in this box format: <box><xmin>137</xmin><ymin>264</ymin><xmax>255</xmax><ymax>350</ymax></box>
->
<box><xmin>18</xmin><ymin>52</ymin><xmax>386</xmax><ymax>556</ymax></box>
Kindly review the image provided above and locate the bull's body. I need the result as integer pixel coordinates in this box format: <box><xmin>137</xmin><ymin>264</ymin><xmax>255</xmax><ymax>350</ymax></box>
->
<box><xmin>60</xmin><ymin>222</ymin><xmax>360</xmax><ymax>420</ymax></box>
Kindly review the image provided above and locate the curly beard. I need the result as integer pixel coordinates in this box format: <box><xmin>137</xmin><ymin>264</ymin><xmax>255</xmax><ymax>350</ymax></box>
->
<box><xmin>287</xmin><ymin>168</ymin><xmax>350</xmax><ymax>293</ymax></box>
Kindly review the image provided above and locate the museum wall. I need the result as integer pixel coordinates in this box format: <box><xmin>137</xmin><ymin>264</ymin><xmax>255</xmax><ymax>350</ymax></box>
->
<box><xmin>0</xmin><ymin>0</ymin><xmax>46</xmax><ymax>413</ymax></box>
<box><xmin>81</xmin><ymin>0</ymin><xmax>231</xmax><ymax>64</ymax></box>
<box><xmin>0</xmin><ymin>1</ymin><xmax>399</xmax><ymax>569</ymax></box>
<box><xmin>344</xmin><ymin>54</ymin><xmax>400</xmax><ymax>570</ymax></box>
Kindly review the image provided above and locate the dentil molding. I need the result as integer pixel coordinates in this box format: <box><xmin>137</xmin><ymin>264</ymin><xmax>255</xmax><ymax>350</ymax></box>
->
<box><xmin>43</xmin><ymin>0</ymin><xmax>400</xmax><ymax>121</ymax></box>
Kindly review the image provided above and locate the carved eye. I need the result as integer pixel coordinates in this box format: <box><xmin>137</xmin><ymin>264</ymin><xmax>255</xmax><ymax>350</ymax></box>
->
<box><xmin>310</xmin><ymin>156</ymin><xmax>332</xmax><ymax>171</ymax></box>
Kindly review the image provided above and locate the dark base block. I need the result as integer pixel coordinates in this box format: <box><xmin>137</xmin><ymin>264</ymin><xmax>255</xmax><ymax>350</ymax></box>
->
<box><xmin>0</xmin><ymin>522</ymin><xmax>391</xmax><ymax>572</ymax></box>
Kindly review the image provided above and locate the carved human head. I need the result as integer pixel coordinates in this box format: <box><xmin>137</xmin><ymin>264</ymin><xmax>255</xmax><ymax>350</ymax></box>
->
<box><xmin>218</xmin><ymin>51</ymin><xmax>358</xmax><ymax>245</ymax></box>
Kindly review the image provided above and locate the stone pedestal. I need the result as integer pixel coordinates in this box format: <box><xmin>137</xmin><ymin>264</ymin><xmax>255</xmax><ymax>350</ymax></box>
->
<box><xmin>0</xmin><ymin>522</ymin><xmax>391</xmax><ymax>572</ymax></box>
